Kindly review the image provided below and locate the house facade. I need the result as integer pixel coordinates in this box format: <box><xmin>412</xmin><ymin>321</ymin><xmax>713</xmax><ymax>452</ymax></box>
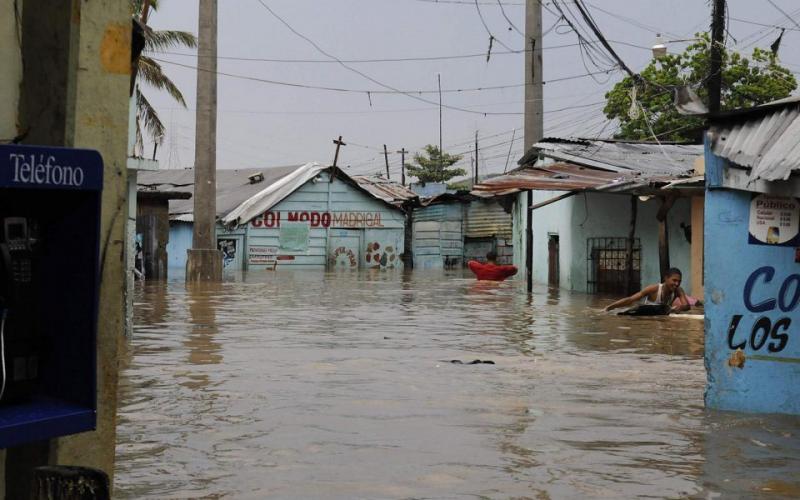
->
<box><xmin>704</xmin><ymin>98</ymin><xmax>800</xmax><ymax>415</ymax></box>
<box><xmin>141</xmin><ymin>164</ymin><xmax>411</xmax><ymax>272</ymax></box>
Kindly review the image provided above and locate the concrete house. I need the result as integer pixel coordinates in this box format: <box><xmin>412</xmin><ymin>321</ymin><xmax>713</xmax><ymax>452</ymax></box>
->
<box><xmin>704</xmin><ymin>97</ymin><xmax>800</xmax><ymax>415</ymax></box>
<box><xmin>473</xmin><ymin>139</ymin><xmax>704</xmax><ymax>296</ymax></box>
<box><xmin>138</xmin><ymin>164</ymin><xmax>416</xmax><ymax>272</ymax></box>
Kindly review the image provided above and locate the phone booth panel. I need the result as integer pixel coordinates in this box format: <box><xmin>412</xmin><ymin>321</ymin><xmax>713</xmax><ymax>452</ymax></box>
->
<box><xmin>0</xmin><ymin>144</ymin><xmax>102</xmax><ymax>448</ymax></box>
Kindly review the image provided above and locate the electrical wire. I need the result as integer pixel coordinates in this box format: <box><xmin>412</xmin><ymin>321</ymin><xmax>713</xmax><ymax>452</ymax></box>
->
<box><xmin>1</xmin><ymin>309</ymin><xmax>8</xmax><ymax>402</ymax></box>
<box><xmin>474</xmin><ymin>0</ymin><xmax>517</xmax><ymax>52</ymax></box>
<box><xmin>253</xmin><ymin>0</ymin><xmax>527</xmax><ymax>116</ymax></box>
<box><xmin>765</xmin><ymin>0</ymin><xmax>800</xmax><ymax>31</ymax></box>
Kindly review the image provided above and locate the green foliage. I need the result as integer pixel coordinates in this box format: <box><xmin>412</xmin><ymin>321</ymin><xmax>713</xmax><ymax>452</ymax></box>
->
<box><xmin>406</xmin><ymin>145</ymin><xmax>465</xmax><ymax>184</ymax></box>
<box><xmin>604</xmin><ymin>33</ymin><xmax>797</xmax><ymax>142</ymax></box>
<box><xmin>131</xmin><ymin>0</ymin><xmax>197</xmax><ymax>156</ymax></box>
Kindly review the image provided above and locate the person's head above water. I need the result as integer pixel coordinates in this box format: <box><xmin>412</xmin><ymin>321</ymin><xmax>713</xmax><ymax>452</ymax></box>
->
<box><xmin>486</xmin><ymin>250</ymin><xmax>498</xmax><ymax>263</ymax></box>
<box><xmin>663</xmin><ymin>267</ymin><xmax>682</xmax><ymax>292</ymax></box>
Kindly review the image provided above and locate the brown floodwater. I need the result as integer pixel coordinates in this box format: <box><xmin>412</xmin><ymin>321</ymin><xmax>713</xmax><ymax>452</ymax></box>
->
<box><xmin>115</xmin><ymin>270</ymin><xmax>800</xmax><ymax>499</ymax></box>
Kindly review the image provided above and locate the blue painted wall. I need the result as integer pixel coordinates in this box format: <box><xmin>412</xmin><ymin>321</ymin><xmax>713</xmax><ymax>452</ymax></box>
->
<box><xmin>167</xmin><ymin>221</ymin><xmax>193</xmax><ymax>269</ymax></box>
<box><xmin>167</xmin><ymin>172</ymin><xmax>406</xmax><ymax>271</ymax></box>
<box><xmin>704</xmin><ymin>146</ymin><xmax>800</xmax><ymax>415</ymax></box>
<box><xmin>412</xmin><ymin>203</ymin><xmax>464</xmax><ymax>269</ymax></box>
<box><xmin>521</xmin><ymin>190</ymin><xmax>693</xmax><ymax>294</ymax></box>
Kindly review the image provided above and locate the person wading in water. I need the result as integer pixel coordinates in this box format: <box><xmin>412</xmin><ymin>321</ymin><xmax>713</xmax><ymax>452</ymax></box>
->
<box><xmin>467</xmin><ymin>250</ymin><xmax>518</xmax><ymax>281</ymax></box>
<box><xmin>604</xmin><ymin>267</ymin><xmax>690</xmax><ymax>314</ymax></box>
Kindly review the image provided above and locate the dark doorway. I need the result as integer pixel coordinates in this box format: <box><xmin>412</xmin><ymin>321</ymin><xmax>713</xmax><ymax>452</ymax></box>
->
<box><xmin>548</xmin><ymin>234</ymin><xmax>559</xmax><ymax>286</ymax></box>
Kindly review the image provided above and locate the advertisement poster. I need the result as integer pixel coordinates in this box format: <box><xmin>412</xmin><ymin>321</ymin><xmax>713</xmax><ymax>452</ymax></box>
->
<box><xmin>748</xmin><ymin>194</ymin><xmax>800</xmax><ymax>246</ymax></box>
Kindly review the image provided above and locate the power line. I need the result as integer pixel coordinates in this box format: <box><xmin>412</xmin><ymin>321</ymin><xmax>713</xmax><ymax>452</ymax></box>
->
<box><xmin>765</xmin><ymin>0</ymin><xmax>800</xmax><ymax>31</ymax></box>
<box><xmin>474</xmin><ymin>0</ymin><xmax>517</xmax><ymax>52</ymax></box>
<box><xmin>151</xmin><ymin>40</ymin><xmax>648</xmax><ymax>65</ymax></box>
<box><xmin>253</xmin><ymin>1</ymin><xmax>527</xmax><ymax>116</ymax></box>
<box><xmin>154</xmin><ymin>57</ymin><xmax>613</xmax><ymax>96</ymax></box>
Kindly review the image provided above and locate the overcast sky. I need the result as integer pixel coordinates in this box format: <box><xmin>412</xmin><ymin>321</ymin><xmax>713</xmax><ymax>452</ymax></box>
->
<box><xmin>142</xmin><ymin>0</ymin><xmax>800</xmax><ymax>180</ymax></box>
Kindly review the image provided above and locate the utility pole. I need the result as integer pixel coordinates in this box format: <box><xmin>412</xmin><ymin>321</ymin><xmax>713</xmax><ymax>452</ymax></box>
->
<box><xmin>332</xmin><ymin>136</ymin><xmax>346</xmax><ymax>167</ymax></box>
<box><xmin>383</xmin><ymin>144</ymin><xmax>390</xmax><ymax>179</ymax></box>
<box><xmin>708</xmin><ymin>0</ymin><xmax>725</xmax><ymax>115</ymax></box>
<box><xmin>186</xmin><ymin>0</ymin><xmax>222</xmax><ymax>282</ymax></box>
<box><xmin>474</xmin><ymin>131</ymin><xmax>479</xmax><ymax>185</ymax></box>
<box><xmin>396</xmin><ymin>148</ymin><xmax>407</xmax><ymax>186</ymax></box>
<box><xmin>524</xmin><ymin>0</ymin><xmax>543</xmax><ymax>293</ymax></box>
<box><xmin>438</xmin><ymin>73</ymin><xmax>443</xmax><ymax>172</ymax></box>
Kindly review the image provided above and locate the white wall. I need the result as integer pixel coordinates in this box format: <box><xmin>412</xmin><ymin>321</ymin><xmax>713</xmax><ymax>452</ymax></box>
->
<box><xmin>528</xmin><ymin>191</ymin><xmax>694</xmax><ymax>295</ymax></box>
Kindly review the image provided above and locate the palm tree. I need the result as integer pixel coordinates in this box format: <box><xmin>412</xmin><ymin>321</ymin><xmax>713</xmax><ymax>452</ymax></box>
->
<box><xmin>131</xmin><ymin>0</ymin><xmax>197</xmax><ymax>157</ymax></box>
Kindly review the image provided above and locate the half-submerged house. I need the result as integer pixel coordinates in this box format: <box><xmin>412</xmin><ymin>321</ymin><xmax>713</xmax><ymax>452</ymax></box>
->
<box><xmin>138</xmin><ymin>163</ymin><xmax>415</xmax><ymax>271</ymax></box>
<box><xmin>473</xmin><ymin>139</ymin><xmax>704</xmax><ymax>295</ymax></box>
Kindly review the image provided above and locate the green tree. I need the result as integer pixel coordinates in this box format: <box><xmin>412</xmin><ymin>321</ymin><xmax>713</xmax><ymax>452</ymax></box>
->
<box><xmin>406</xmin><ymin>145</ymin><xmax>465</xmax><ymax>184</ymax></box>
<box><xmin>131</xmin><ymin>0</ymin><xmax>197</xmax><ymax>156</ymax></box>
<box><xmin>604</xmin><ymin>33</ymin><xmax>797</xmax><ymax>142</ymax></box>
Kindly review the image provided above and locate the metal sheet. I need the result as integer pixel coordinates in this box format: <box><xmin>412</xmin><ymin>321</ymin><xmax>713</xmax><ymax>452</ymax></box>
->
<box><xmin>711</xmin><ymin>101</ymin><xmax>800</xmax><ymax>182</ymax></box>
<box><xmin>465</xmin><ymin>200</ymin><xmax>512</xmax><ymax>239</ymax></box>
<box><xmin>351</xmin><ymin>175</ymin><xmax>418</xmax><ymax>207</ymax></box>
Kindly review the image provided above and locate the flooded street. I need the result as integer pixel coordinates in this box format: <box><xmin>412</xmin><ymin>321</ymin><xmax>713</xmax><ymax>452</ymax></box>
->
<box><xmin>116</xmin><ymin>270</ymin><xmax>800</xmax><ymax>499</ymax></box>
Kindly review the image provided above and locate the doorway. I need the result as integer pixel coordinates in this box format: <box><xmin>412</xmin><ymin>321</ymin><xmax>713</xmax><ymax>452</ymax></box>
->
<box><xmin>548</xmin><ymin>234</ymin><xmax>559</xmax><ymax>286</ymax></box>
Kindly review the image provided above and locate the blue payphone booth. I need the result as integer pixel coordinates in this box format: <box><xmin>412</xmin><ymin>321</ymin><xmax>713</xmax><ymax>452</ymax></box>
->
<box><xmin>0</xmin><ymin>144</ymin><xmax>102</xmax><ymax>447</ymax></box>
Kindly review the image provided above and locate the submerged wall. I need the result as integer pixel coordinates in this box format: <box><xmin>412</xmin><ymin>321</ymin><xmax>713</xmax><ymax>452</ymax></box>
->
<box><xmin>704</xmin><ymin>146</ymin><xmax>800</xmax><ymax>415</ymax></box>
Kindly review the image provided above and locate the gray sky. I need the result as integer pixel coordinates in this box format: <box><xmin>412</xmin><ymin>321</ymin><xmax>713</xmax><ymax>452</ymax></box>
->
<box><xmin>142</xmin><ymin>0</ymin><xmax>800</xmax><ymax>180</ymax></box>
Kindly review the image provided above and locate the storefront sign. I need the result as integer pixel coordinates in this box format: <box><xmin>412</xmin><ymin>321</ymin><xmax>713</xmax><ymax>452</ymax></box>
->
<box><xmin>251</xmin><ymin>210</ymin><xmax>385</xmax><ymax>229</ymax></box>
<box><xmin>748</xmin><ymin>194</ymin><xmax>800</xmax><ymax>246</ymax></box>
<box><xmin>248</xmin><ymin>245</ymin><xmax>277</xmax><ymax>264</ymax></box>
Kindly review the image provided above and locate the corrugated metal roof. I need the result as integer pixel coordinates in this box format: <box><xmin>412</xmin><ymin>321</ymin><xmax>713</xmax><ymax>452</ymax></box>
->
<box><xmin>138</xmin><ymin>165</ymin><xmax>302</xmax><ymax>220</ymax></box>
<box><xmin>351</xmin><ymin>176</ymin><xmax>418</xmax><ymax>206</ymax></box>
<box><xmin>710</xmin><ymin>99</ymin><xmax>800</xmax><ymax>181</ymax></box>
<box><xmin>519</xmin><ymin>138</ymin><xmax>702</xmax><ymax>176</ymax></box>
<box><xmin>465</xmin><ymin>200</ymin><xmax>512</xmax><ymax>239</ymax></box>
<box><xmin>471</xmin><ymin>163</ymin><xmax>624</xmax><ymax>197</ymax></box>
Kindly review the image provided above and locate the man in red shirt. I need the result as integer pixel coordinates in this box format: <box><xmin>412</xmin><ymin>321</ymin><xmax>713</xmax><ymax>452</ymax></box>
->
<box><xmin>468</xmin><ymin>251</ymin><xmax>518</xmax><ymax>281</ymax></box>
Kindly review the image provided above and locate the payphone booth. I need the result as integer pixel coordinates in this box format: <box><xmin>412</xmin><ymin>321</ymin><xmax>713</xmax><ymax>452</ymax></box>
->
<box><xmin>0</xmin><ymin>144</ymin><xmax>102</xmax><ymax>448</ymax></box>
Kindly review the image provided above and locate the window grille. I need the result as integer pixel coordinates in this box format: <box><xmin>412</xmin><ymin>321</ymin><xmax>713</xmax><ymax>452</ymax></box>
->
<box><xmin>586</xmin><ymin>237</ymin><xmax>641</xmax><ymax>294</ymax></box>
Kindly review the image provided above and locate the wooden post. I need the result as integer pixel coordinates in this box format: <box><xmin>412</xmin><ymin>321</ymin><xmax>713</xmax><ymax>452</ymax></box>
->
<box><xmin>396</xmin><ymin>148</ymin><xmax>407</xmax><ymax>186</ymax></box>
<box><xmin>332</xmin><ymin>136</ymin><xmax>346</xmax><ymax>167</ymax></box>
<box><xmin>625</xmin><ymin>195</ymin><xmax>638</xmax><ymax>294</ymax></box>
<box><xmin>383</xmin><ymin>144</ymin><xmax>390</xmax><ymax>179</ymax></box>
<box><xmin>526</xmin><ymin>190</ymin><xmax>534</xmax><ymax>293</ymax></box>
<box><xmin>474</xmin><ymin>130</ymin><xmax>479</xmax><ymax>184</ymax></box>
<box><xmin>656</xmin><ymin>195</ymin><xmax>676</xmax><ymax>279</ymax></box>
<box><xmin>33</xmin><ymin>466</ymin><xmax>110</xmax><ymax>500</ymax></box>
<box><xmin>708</xmin><ymin>0</ymin><xmax>725</xmax><ymax>115</ymax></box>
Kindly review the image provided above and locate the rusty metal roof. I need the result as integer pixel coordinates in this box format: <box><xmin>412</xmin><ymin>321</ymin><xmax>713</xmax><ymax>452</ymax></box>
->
<box><xmin>351</xmin><ymin>175</ymin><xmax>418</xmax><ymax>206</ymax></box>
<box><xmin>519</xmin><ymin>138</ymin><xmax>703</xmax><ymax>176</ymax></box>
<box><xmin>710</xmin><ymin>97</ymin><xmax>800</xmax><ymax>181</ymax></box>
<box><xmin>471</xmin><ymin>163</ymin><xmax>625</xmax><ymax>197</ymax></box>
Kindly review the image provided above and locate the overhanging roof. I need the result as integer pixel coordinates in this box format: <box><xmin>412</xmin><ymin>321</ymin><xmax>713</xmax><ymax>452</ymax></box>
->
<box><xmin>710</xmin><ymin>96</ymin><xmax>800</xmax><ymax>182</ymax></box>
<box><xmin>471</xmin><ymin>163</ymin><xmax>626</xmax><ymax>198</ymax></box>
<box><xmin>350</xmin><ymin>175</ymin><xmax>418</xmax><ymax>207</ymax></box>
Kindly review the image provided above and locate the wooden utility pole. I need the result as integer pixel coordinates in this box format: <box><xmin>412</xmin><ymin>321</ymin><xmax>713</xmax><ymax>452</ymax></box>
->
<box><xmin>438</xmin><ymin>73</ymin><xmax>443</xmax><ymax>172</ymax></box>
<box><xmin>708</xmin><ymin>0</ymin><xmax>725</xmax><ymax>114</ymax></box>
<box><xmin>332</xmin><ymin>136</ymin><xmax>346</xmax><ymax>167</ymax></box>
<box><xmin>524</xmin><ymin>0</ymin><xmax>543</xmax><ymax>293</ymax></box>
<box><xmin>383</xmin><ymin>144</ymin><xmax>390</xmax><ymax>179</ymax></box>
<box><xmin>474</xmin><ymin>131</ymin><xmax>479</xmax><ymax>184</ymax></box>
<box><xmin>186</xmin><ymin>0</ymin><xmax>222</xmax><ymax>282</ymax></box>
<box><xmin>396</xmin><ymin>148</ymin><xmax>407</xmax><ymax>186</ymax></box>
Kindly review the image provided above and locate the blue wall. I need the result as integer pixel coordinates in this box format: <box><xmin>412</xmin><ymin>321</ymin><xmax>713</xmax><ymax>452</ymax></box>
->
<box><xmin>167</xmin><ymin>221</ymin><xmax>193</xmax><ymax>269</ymax></box>
<box><xmin>704</xmin><ymin>148</ymin><xmax>800</xmax><ymax>415</ymax></box>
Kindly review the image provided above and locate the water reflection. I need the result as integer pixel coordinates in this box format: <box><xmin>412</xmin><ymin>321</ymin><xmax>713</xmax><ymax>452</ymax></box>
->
<box><xmin>115</xmin><ymin>269</ymin><xmax>800</xmax><ymax>499</ymax></box>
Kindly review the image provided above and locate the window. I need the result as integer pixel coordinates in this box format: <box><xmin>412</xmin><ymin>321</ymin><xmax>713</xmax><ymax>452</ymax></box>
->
<box><xmin>586</xmin><ymin>237</ymin><xmax>641</xmax><ymax>294</ymax></box>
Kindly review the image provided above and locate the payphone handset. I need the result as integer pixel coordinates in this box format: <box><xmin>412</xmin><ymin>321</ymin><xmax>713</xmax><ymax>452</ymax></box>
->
<box><xmin>0</xmin><ymin>216</ymin><xmax>40</xmax><ymax>402</ymax></box>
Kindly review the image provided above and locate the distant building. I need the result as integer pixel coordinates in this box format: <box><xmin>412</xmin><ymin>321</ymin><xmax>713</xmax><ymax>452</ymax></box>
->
<box><xmin>474</xmin><ymin>138</ymin><xmax>704</xmax><ymax>294</ymax></box>
<box><xmin>138</xmin><ymin>164</ymin><xmax>416</xmax><ymax>271</ymax></box>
